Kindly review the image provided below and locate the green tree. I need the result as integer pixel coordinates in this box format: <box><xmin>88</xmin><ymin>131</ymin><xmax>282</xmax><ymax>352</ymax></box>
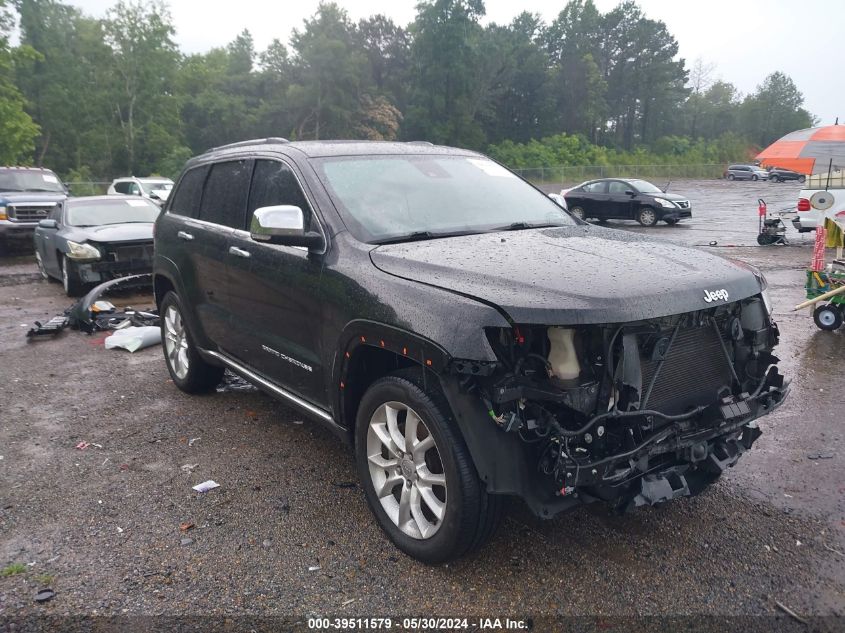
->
<box><xmin>0</xmin><ymin>0</ymin><xmax>40</xmax><ymax>164</ymax></box>
<box><xmin>740</xmin><ymin>72</ymin><xmax>815</xmax><ymax>146</ymax></box>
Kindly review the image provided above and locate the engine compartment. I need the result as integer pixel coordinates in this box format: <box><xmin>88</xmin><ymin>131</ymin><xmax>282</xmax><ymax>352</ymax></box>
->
<box><xmin>450</xmin><ymin>295</ymin><xmax>788</xmax><ymax>512</ymax></box>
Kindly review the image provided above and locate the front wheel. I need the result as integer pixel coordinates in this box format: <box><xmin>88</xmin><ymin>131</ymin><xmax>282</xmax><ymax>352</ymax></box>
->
<box><xmin>160</xmin><ymin>291</ymin><xmax>225</xmax><ymax>392</ymax></box>
<box><xmin>637</xmin><ymin>206</ymin><xmax>658</xmax><ymax>226</ymax></box>
<box><xmin>61</xmin><ymin>255</ymin><xmax>84</xmax><ymax>296</ymax></box>
<box><xmin>752</xmin><ymin>174</ymin><xmax>759</xmax><ymax>181</ymax></box>
<box><xmin>569</xmin><ymin>205</ymin><xmax>585</xmax><ymax>220</ymax></box>
<box><xmin>727</xmin><ymin>174</ymin><xmax>736</xmax><ymax>181</ymax></box>
<box><xmin>813</xmin><ymin>304</ymin><xmax>843</xmax><ymax>331</ymax></box>
<box><xmin>798</xmin><ymin>175</ymin><xmax>806</xmax><ymax>183</ymax></box>
<box><xmin>770</xmin><ymin>175</ymin><xmax>780</xmax><ymax>183</ymax></box>
<box><xmin>35</xmin><ymin>250</ymin><xmax>50</xmax><ymax>280</ymax></box>
<box><xmin>355</xmin><ymin>373</ymin><xmax>502</xmax><ymax>563</ymax></box>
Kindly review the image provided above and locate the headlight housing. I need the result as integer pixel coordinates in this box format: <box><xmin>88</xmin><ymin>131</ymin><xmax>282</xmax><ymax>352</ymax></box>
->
<box><xmin>654</xmin><ymin>198</ymin><xmax>676</xmax><ymax>209</ymax></box>
<box><xmin>66</xmin><ymin>240</ymin><xmax>101</xmax><ymax>260</ymax></box>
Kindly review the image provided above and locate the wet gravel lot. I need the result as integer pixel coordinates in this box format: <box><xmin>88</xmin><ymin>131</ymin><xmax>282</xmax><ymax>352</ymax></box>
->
<box><xmin>1</xmin><ymin>179</ymin><xmax>843</xmax><ymax>626</ymax></box>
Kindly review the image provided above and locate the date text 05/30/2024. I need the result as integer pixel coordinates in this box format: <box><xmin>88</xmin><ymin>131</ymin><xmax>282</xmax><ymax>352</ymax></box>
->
<box><xmin>307</xmin><ymin>618</ymin><xmax>530</xmax><ymax>630</ymax></box>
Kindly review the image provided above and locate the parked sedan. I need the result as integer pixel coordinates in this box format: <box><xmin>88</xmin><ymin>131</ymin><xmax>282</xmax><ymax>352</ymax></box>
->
<box><xmin>562</xmin><ymin>178</ymin><xmax>692</xmax><ymax>226</ymax></box>
<box><xmin>33</xmin><ymin>195</ymin><xmax>159</xmax><ymax>296</ymax></box>
<box><xmin>768</xmin><ymin>167</ymin><xmax>806</xmax><ymax>183</ymax></box>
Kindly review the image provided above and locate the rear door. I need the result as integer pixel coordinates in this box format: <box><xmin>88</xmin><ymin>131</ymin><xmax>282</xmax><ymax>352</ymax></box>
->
<box><xmin>34</xmin><ymin>203</ymin><xmax>64</xmax><ymax>277</ymax></box>
<box><xmin>582</xmin><ymin>180</ymin><xmax>609</xmax><ymax>218</ymax></box>
<box><xmin>224</xmin><ymin>158</ymin><xmax>327</xmax><ymax>404</ymax></box>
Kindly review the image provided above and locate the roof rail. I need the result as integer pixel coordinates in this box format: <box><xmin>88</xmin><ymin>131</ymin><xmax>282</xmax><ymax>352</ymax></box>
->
<box><xmin>208</xmin><ymin>137</ymin><xmax>290</xmax><ymax>153</ymax></box>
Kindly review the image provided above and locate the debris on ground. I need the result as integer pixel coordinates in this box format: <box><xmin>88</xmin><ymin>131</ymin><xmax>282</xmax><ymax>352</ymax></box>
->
<box><xmin>188</xmin><ymin>437</ymin><xmax>200</xmax><ymax>447</ymax></box>
<box><xmin>179</xmin><ymin>522</ymin><xmax>195</xmax><ymax>533</ymax></box>
<box><xmin>807</xmin><ymin>452</ymin><xmax>835</xmax><ymax>460</ymax></box>
<box><xmin>216</xmin><ymin>370</ymin><xmax>258</xmax><ymax>393</ymax></box>
<box><xmin>192</xmin><ymin>480</ymin><xmax>220</xmax><ymax>493</ymax></box>
<box><xmin>104</xmin><ymin>325</ymin><xmax>161</xmax><ymax>352</ymax></box>
<box><xmin>180</xmin><ymin>463</ymin><xmax>199</xmax><ymax>473</ymax></box>
<box><xmin>26</xmin><ymin>315</ymin><xmax>69</xmax><ymax>339</ymax></box>
<box><xmin>180</xmin><ymin>538</ymin><xmax>193</xmax><ymax>546</ymax></box>
<box><xmin>774</xmin><ymin>600</ymin><xmax>808</xmax><ymax>624</ymax></box>
<box><xmin>75</xmin><ymin>441</ymin><xmax>90</xmax><ymax>450</ymax></box>
<box><xmin>308</xmin><ymin>565</ymin><xmax>321</xmax><ymax>572</ymax></box>
<box><xmin>34</xmin><ymin>589</ymin><xmax>55</xmax><ymax>603</ymax></box>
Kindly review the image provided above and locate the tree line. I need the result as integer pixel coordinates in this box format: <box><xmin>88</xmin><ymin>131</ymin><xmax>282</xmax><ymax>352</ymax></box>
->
<box><xmin>0</xmin><ymin>0</ymin><xmax>816</xmax><ymax>180</ymax></box>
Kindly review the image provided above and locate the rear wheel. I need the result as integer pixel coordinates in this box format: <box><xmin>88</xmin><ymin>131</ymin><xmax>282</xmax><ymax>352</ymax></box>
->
<box><xmin>770</xmin><ymin>175</ymin><xmax>780</xmax><ymax>183</ymax></box>
<box><xmin>61</xmin><ymin>255</ymin><xmax>84</xmax><ymax>296</ymax></box>
<box><xmin>798</xmin><ymin>175</ymin><xmax>806</xmax><ymax>183</ymax></box>
<box><xmin>752</xmin><ymin>174</ymin><xmax>759</xmax><ymax>181</ymax></box>
<box><xmin>637</xmin><ymin>206</ymin><xmax>658</xmax><ymax>227</ymax></box>
<box><xmin>160</xmin><ymin>291</ymin><xmax>224</xmax><ymax>392</ymax></box>
<box><xmin>813</xmin><ymin>304</ymin><xmax>843</xmax><ymax>331</ymax></box>
<box><xmin>35</xmin><ymin>250</ymin><xmax>50</xmax><ymax>280</ymax></box>
<box><xmin>355</xmin><ymin>373</ymin><xmax>502</xmax><ymax>563</ymax></box>
<box><xmin>727</xmin><ymin>173</ymin><xmax>736</xmax><ymax>181</ymax></box>
<box><xmin>569</xmin><ymin>205</ymin><xmax>585</xmax><ymax>221</ymax></box>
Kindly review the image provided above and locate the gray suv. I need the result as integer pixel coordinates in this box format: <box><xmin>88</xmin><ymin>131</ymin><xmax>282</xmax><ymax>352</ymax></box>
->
<box><xmin>0</xmin><ymin>166</ymin><xmax>67</xmax><ymax>250</ymax></box>
<box><xmin>724</xmin><ymin>164</ymin><xmax>769</xmax><ymax>181</ymax></box>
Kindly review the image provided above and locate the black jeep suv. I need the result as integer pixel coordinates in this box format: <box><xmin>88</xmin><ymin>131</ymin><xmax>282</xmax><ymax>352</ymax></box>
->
<box><xmin>154</xmin><ymin>139</ymin><xmax>788</xmax><ymax>562</ymax></box>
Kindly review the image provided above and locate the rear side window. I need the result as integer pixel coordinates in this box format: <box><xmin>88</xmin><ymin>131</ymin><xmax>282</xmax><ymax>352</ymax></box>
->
<box><xmin>113</xmin><ymin>181</ymin><xmax>130</xmax><ymax>194</ymax></box>
<box><xmin>248</xmin><ymin>160</ymin><xmax>314</xmax><ymax>228</ymax></box>
<box><xmin>169</xmin><ymin>166</ymin><xmax>208</xmax><ymax>218</ymax></box>
<box><xmin>583</xmin><ymin>181</ymin><xmax>607</xmax><ymax>193</ymax></box>
<box><xmin>199</xmin><ymin>160</ymin><xmax>253</xmax><ymax>229</ymax></box>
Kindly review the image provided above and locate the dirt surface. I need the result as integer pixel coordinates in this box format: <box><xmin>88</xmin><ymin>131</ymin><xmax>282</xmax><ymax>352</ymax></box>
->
<box><xmin>1</xmin><ymin>179</ymin><xmax>843</xmax><ymax>625</ymax></box>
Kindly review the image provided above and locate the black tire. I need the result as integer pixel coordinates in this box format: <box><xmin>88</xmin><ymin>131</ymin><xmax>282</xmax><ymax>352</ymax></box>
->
<box><xmin>61</xmin><ymin>255</ymin><xmax>85</xmax><ymax>296</ymax></box>
<box><xmin>798</xmin><ymin>175</ymin><xmax>806</xmax><ymax>183</ymax></box>
<box><xmin>355</xmin><ymin>372</ymin><xmax>502</xmax><ymax>563</ymax></box>
<box><xmin>35</xmin><ymin>250</ymin><xmax>50</xmax><ymax>280</ymax></box>
<box><xmin>664</xmin><ymin>218</ymin><xmax>679</xmax><ymax>225</ymax></box>
<box><xmin>813</xmin><ymin>304</ymin><xmax>843</xmax><ymax>331</ymax></box>
<box><xmin>727</xmin><ymin>173</ymin><xmax>735</xmax><ymax>181</ymax></box>
<box><xmin>751</xmin><ymin>174</ymin><xmax>759</xmax><ymax>181</ymax></box>
<box><xmin>636</xmin><ymin>206</ymin><xmax>658</xmax><ymax>226</ymax></box>
<box><xmin>569</xmin><ymin>205</ymin><xmax>585</xmax><ymax>220</ymax></box>
<box><xmin>160</xmin><ymin>290</ymin><xmax>224</xmax><ymax>393</ymax></box>
<box><xmin>757</xmin><ymin>233</ymin><xmax>775</xmax><ymax>245</ymax></box>
<box><xmin>770</xmin><ymin>175</ymin><xmax>780</xmax><ymax>183</ymax></box>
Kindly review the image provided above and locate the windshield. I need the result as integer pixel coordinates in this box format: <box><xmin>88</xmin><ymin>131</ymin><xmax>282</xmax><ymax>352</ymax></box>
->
<box><xmin>140</xmin><ymin>181</ymin><xmax>173</xmax><ymax>194</ymax></box>
<box><xmin>314</xmin><ymin>155</ymin><xmax>575</xmax><ymax>242</ymax></box>
<box><xmin>629</xmin><ymin>179</ymin><xmax>663</xmax><ymax>194</ymax></box>
<box><xmin>0</xmin><ymin>170</ymin><xmax>65</xmax><ymax>193</ymax></box>
<box><xmin>66</xmin><ymin>198</ymin><xmax>160</xmax><ymax>226</ymax></box>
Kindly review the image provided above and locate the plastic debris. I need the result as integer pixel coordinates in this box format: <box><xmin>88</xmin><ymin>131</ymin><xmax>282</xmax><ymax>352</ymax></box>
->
<box><xmin>179</xmin><ymin>522</ymin><xmax>195</xmax><ymax>533</ymax></box>
<box><xmin>34</xmin><ymin>589</ymin><xmax>55</xmax><ymax>603</ymax></box>
<box><xmin>216</xmin><ymin>370</ymin><xmax>258</xmax><ymax>393</ymax></box>
<box><xmin>180</xmin><ymin>463</ymin><xmax>199</xmax><ymax>473</ymax></box>
<box><xmin>188</xmin><ymin>437</ymin><xmax>200</xmax><ymax>447</ymax></box>
<box><xmin>180</xmin><ymin>538</ymin><xmax>193</xmax><ymax>546</ymax></box>
<box><xmin>308</xmin><ymin>565</ymin><xmax>321</xmax><ymax>572</ymax></box>
<box><xmin>104</xmin><ymin>326</ymin><xmax>161</xmax><ymax>352</ymax></box>
<box><xmin>192</xmin><ymin>480</ymin><xmax>220</xmax><ymax>493</ymax></box>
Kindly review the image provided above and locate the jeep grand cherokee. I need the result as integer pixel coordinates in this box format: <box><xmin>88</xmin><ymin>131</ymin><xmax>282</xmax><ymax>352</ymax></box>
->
<box><xmin>154</xmin><ymin>139</ymin><xmax>788</xmax><ymax>563</ymax></box>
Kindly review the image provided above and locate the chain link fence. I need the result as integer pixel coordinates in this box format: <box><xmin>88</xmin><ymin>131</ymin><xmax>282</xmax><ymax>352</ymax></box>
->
<box><xmin>65</xmin><ymin>181</ymin><xmax>111</xmax><ymax>196</ymax></box>
<box><xmin>512</xmin><ymin>164</ymin><xmax>726</xmax><ymax>186</ymax></box>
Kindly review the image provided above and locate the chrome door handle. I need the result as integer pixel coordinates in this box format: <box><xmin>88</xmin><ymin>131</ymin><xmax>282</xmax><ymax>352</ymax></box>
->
<box><xmin>177</xmin><ymin>231</ymin><xmax>194</xmax><ymax>241</ymax></box>
<box><xmin>228</xmin><ymin>246</ymin><xmax>251</xmax><ymax>259</ymax></box>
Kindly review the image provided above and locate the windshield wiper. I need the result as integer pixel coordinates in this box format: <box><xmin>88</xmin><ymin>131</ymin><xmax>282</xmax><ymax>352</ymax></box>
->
<box><xmin>374</xmin><ymin>231</ymin><xmax>437</xmax><ymax>245</ymax></box>
<box><xmin>491</xmin><ymin>221</ymin><xmax>564</xmax><ymax>232</ymax></box>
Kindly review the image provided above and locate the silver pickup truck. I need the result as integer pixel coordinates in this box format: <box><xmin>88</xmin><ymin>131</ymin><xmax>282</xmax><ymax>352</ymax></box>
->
<box><xmin>0</xmin><ymin>166</ymin><xmax>68</xmax><ymax>251</ymax></box>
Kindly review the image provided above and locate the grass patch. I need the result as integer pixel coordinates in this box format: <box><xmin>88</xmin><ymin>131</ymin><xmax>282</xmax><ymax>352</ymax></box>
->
<box><xmin>35</xmin><ymin>574</ymin><xmax>54</xmax><ymax>586</ymax></box>
<box><xmin>2</xmin><ymin>563</ymin><xmax>27</xmax><ymax>576</ymax></box>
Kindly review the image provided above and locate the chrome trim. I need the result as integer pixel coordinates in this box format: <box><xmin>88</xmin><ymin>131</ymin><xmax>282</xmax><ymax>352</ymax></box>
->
<box><xmin>202</xmin><ymin>349</ymin><xmax>334</xmax><ymax>423</ymax></box>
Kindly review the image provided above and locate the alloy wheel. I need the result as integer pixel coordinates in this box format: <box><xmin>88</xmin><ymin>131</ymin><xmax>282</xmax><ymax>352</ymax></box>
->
<box><xmin>570</xmin><ymin>206</ymin><xmax>585</xmax><ymax>220</ymax></box>
<box><xmin>163</xmin><ymin>305</ymin><xmax>190</xmax><ymax>379</ymax></box>
<box><xmin>366</xmin><ymin>401</ymin><xmax>447</xmax><ymax>540</ymax></box>
<box><xmin>35</xmin><ymin>251</ymin><xmax>48</xmax><ymax>280</ymax></box>
<box><xmin>639</xmin><ymin>208</ymin><xmax>656</xmax><ymax>226</ymax></box>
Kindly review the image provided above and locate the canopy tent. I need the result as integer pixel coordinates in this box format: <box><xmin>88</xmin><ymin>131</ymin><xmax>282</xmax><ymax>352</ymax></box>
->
<box><xmin>756</xmin><ymin>124</ymin><xmax>845</xmax><ymax>175</ymax></box>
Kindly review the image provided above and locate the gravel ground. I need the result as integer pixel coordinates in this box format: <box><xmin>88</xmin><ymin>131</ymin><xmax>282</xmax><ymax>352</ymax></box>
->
<box><xmin>1</xmin><ymin>179</ymin><xmax>843</xmax><ymax>627</ymax></box>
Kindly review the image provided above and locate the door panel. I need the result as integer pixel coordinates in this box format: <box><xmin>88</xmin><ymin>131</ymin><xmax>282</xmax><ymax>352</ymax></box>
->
<box><xmin>606</xmin><ymin>180</ymin><xmax>634</xmax><ymax>219</ymax></box>
<box><xmin>224</xmin><ymin>159</ymin><xmax>326</xmax><ymax>405</ymax></box>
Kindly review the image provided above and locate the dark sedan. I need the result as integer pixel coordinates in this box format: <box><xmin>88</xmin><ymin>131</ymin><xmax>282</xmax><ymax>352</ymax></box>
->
<box><xmin>768</xmin><ymin>167</ymin><xmax>806</xmax><ymax>183</ymax></box>
<box><xmin>563</xmin><ymin>178</ymin><xmax>692</xmax><ymax>226</ymax></box>
<box><xmin>33</xmin><ymin>195</ymin><xmax>159</xmax><ymax>295</ymax></box>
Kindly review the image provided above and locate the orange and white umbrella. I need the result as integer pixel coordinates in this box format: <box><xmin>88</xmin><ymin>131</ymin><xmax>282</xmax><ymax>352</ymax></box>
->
<box><xmin>756</xmin><ymin>124</ymin><xmax>845</xmax><ymax>174</ymax></box>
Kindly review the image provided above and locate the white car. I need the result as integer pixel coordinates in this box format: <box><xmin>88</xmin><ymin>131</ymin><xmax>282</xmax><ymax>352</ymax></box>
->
<box><xmin>107</xmin><ymin>177</ymin><xmax>174</xmax><ymax>205</ymax></box>
<box><xmin>792</xmin><ymin>187</ymin><xmax>845</xmax><ymax>232</ymax></box>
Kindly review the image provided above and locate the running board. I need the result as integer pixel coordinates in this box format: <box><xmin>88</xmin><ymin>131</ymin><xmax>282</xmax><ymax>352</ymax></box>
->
<box><xmin>201</xmin><ymin>349</ymin><xmax>340</xmax><ymax>428</ymax></box>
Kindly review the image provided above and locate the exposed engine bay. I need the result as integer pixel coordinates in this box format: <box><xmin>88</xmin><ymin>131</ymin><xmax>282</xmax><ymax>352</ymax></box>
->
<box><xmin>451</xmin><ymin>294</ymin><xmax>788</xmax><ymax>514</ymax></box>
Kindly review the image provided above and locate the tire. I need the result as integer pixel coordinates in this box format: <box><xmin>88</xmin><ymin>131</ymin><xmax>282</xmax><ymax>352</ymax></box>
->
<box><xmin>61</xmin><ymin>255</ymin><xmax>85</xmax><ymax>296</ymax></box>
<box><xmin>636</xmin><ymin>206</ymin><xmax>658</xmax><ymax>227</ymax></box>
<box><xmin>569</xmin><ymin>206</ymin><xmax>585</xmax><ymax>220</ymax></box>
<box><xmin>727</xmin><ymin>173</ymin><xmax>735</xmax><ymax>181</ymax></box>
<box><xmin>160</xmin><ymin>290</ymin><xmax>225</xmax><ymax>393</ymax></box>
<box><xmin>355</xmin><ymin>372</ymin><xmax>502</xmax><ymax>563</ymax></box>
<box><xmin>757</xmin><ymin>233</ymin><xmax>775</xmax><ymax>245</ymax></box>
<box><xmin>770</xmin><ymin>175</ymin><xmax>780</xmax><ymax>183</ymax></box>
<box><xmin>35</xmin><ymin>250</ymin><xmax>50</xmax><ymax>280</ymax></box>
<box><xmin>813</xmin><ymin>304</ymin><xmax>843</xmax><ymax>331</ymax></box>
<box><xmin>752</xmin><ymin>174</ymin><xmax>759</xmax><ymax>181</ymax></box>
<box><xmin>664</xmin><ymin>218</ymin><xmax>679</xmax><ymax>225</ymax></box>
<box><xmin>798</xmin><ymin>175</ymin><xmax>806</xmax><ymax>183</ymax></box>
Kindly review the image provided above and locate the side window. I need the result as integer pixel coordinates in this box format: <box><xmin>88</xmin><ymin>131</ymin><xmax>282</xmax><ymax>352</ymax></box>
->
<box><xmin>113</xmin><ymin>181</ymin><xmax>129</xmax><ymax>194</ymax></box>
<box><xmin>169</xmin><ymin>166</ymin><xmax>209</xmax><ymax>218</ymax></box>
<box><xmin>128</xmin><ymin>182</ymin><xmax>142</xmax><ymax>196</ymax></box>
<box><xmin>584</xmin><ymin>181</ymin><xmax>607</xmax><ymax>194</ymax></box>
<box><xmin>248</xmin><ymin>159</ymin><xmax>314</xmax><ymax>229</ymax></box>
<box><xmin>49</xmin><ymin>203</ymin><xmax>62</xmax><ymax>222</ymax></box>
<box><xmin>199</xmin><ymin>160</ymin><xmax>253</xmax><ymax>229</ymax></box>
<box><xmin>607</xmin><ymin>181</ymin><xmax>629</xmax><ymax>194</ymax></box>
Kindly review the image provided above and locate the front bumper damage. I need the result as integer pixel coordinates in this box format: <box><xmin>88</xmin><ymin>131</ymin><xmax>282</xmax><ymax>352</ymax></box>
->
<box><xmin>444</xmin><ymin>294</ymin><xmax>788</xmax><ymax>517</ymax></box>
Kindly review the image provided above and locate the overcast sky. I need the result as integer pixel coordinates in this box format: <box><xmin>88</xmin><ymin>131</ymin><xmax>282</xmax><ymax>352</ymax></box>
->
<box><xmin>67</xmin><ymin>0</ymin><xmax>841</xmax><ymax>126</ymax></box>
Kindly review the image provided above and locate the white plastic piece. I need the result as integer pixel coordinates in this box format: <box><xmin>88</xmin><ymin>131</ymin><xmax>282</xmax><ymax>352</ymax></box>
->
<box><xmin>547</xmin><ymin>327</ymin><xmax>580</xmax><ymax>380</ymax></box>
<box><xmin>104</xmin><ymin>326</ymin><xmax>161</xmax><ymax>352</ymax></box>
<box><xmin>192</xmin><ymin>480</ymin><xmax>220</xmax><ymax>493</ymax></box>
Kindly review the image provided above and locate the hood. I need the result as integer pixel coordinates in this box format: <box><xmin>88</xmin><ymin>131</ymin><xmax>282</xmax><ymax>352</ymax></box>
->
<box><xmin>652</xmin><ymin>192</ymin><xmax>688</xmax><ymax>202</ymax></box>
<box><xmin>370</xmin><ymin>225</ymin><xmax>762</xmax><ymax>325</ymax></box>
<box><xmin>66</xmin><ymin>223</ymin><xmax>154</xmax><ymax>244</ymax></box>
<box><xmin>0</xmin><ymin>191</ymin><xmax>66</xmax><ymax>204</ymax></box>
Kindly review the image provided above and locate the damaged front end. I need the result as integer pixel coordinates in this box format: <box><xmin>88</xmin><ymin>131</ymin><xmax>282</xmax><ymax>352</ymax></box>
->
<box><xmin>450</xmin><ymin>294</ymin><xmax>788</xmax><ymax>516</ymax></box>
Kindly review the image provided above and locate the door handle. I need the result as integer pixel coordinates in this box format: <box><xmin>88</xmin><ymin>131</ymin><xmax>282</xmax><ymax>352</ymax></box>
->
<box><xmin>228</xmin><ymin>246</ymin><xmax>251</xmax><ymax>259</ymax></box>
<box><xmin>177</xmin><ymin>231</ymin><xmax>194</xmax><ymax>241</ymax></box>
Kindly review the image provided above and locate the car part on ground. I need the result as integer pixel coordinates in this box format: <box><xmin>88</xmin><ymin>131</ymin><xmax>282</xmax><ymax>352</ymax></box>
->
<box><xmin>104</xmin><ymin>325</ymin><xmax>162</xmax><ymax>352</ymax></box>
<box><xmin>26</xmin><ymin>315</ymin><xmax>70</xmax><ymax>339</ymax></box>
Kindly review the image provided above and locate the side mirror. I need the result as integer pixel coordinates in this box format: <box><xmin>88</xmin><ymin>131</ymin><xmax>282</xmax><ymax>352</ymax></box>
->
<box><xmin>38</xmin><ymin>219</ymin><xmax>58</xmax><ymax>229</ymax></box>
<box><xmin>625</xmin><ymin>190</ymin><xmax>636</xmax><ymax>196</ymax></box>
<box><xmin>250</xmin><ymin>205</ymin><xmax>324</xmax><ymax>250</ymax></box>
